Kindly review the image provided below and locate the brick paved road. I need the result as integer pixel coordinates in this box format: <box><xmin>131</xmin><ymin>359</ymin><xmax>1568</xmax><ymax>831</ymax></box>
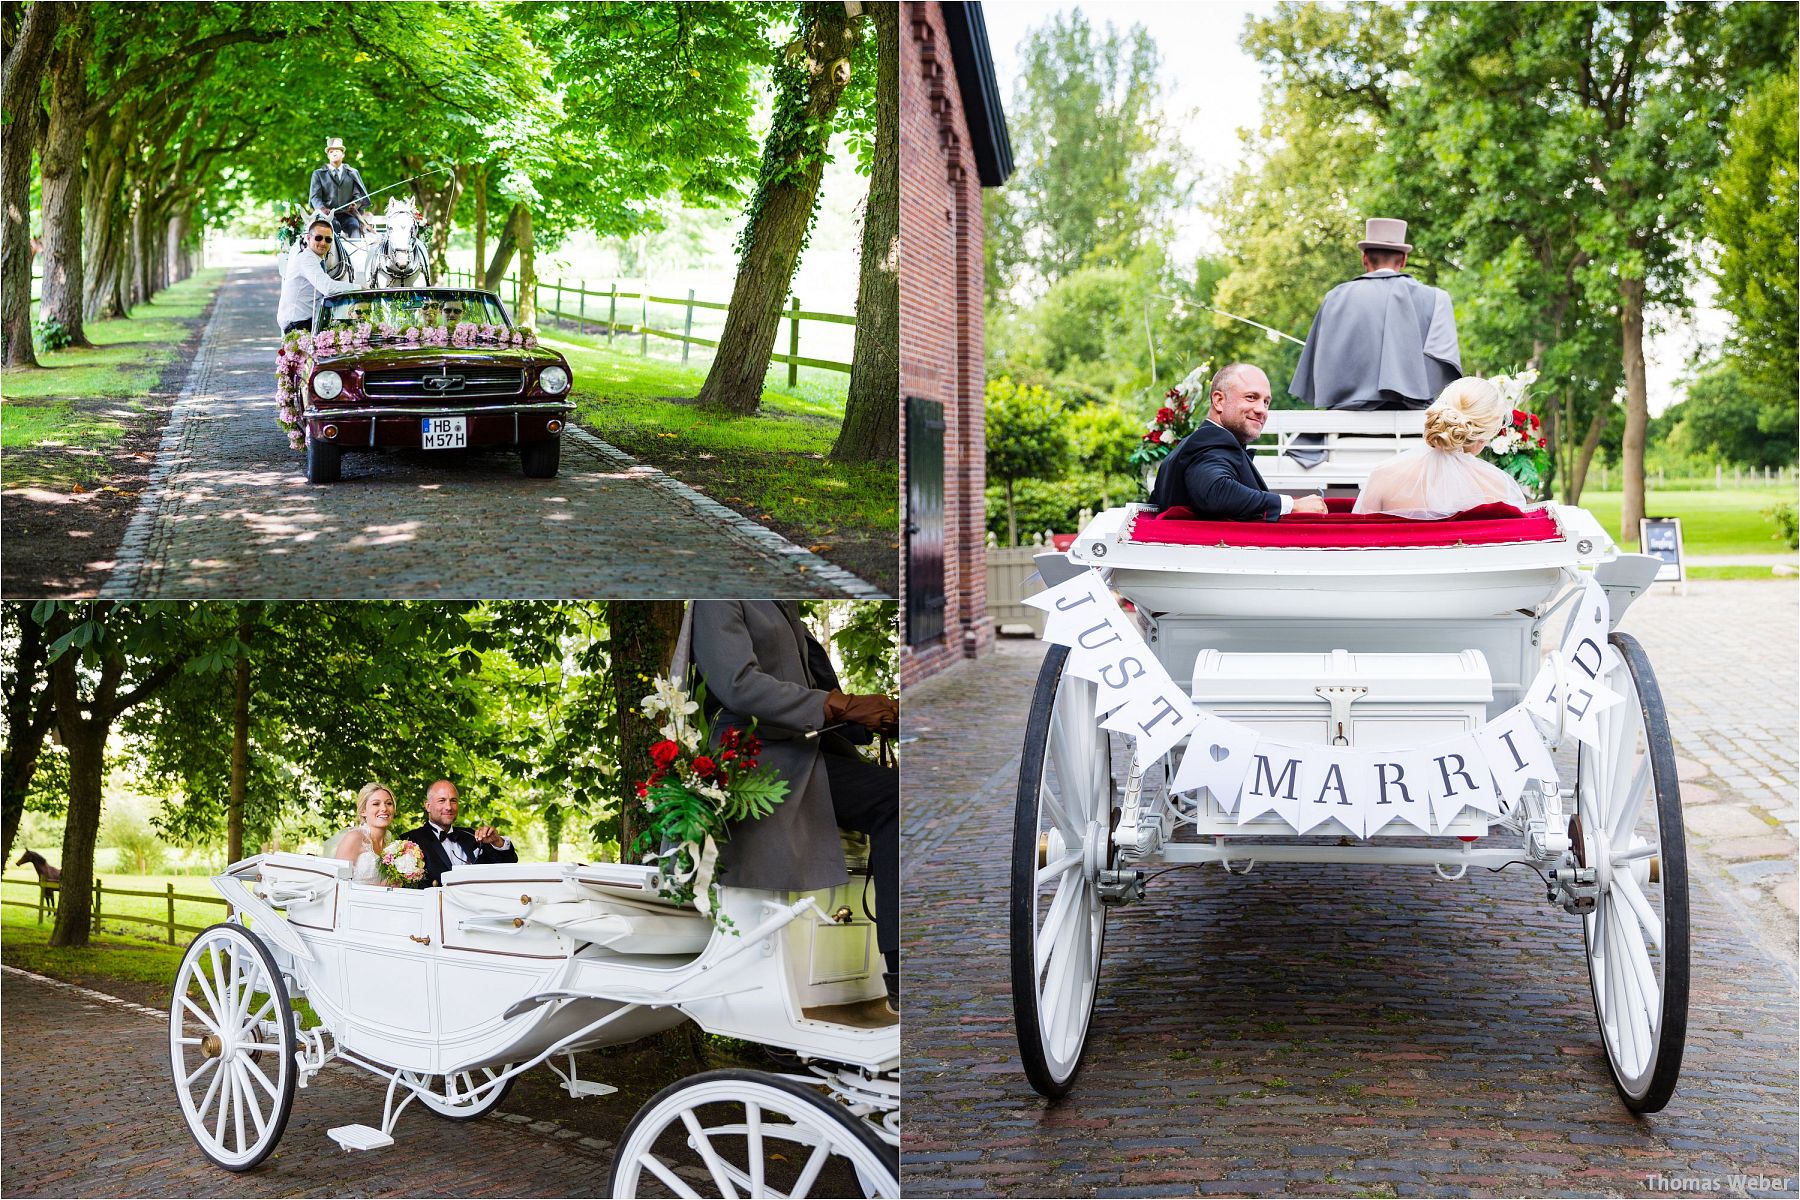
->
<box><xmin>900</xmin><ymin>584</ymin><xmax>1800</xmax><ymax>1199</ymax></box>
<box><xmin>97</xmin><ymin>252</ymin><xmax>876</xmax><ymax>599</ymax></box>
<box><xmin>0</xmin><ymin>967</ymin><xmax>614</xmax><ymax>1197</ymax></box>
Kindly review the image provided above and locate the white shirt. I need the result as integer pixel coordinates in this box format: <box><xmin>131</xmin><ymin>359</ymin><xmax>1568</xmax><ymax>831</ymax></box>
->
<box><xmin>428</xmin><ymin>823</ymin><xmax>509</xmax><ymax>863</ymax></box>
<box><xmin>276</xmin><ymin>241</ymin><xmax>355</xmax><ymax>331</ymax></box>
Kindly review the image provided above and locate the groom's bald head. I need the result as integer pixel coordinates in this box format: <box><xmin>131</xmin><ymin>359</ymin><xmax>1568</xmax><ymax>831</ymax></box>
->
<box><xmin>1208</xmin><ymin>364</ymin><xmax>1271</xmax><ymax>446</ymax></box>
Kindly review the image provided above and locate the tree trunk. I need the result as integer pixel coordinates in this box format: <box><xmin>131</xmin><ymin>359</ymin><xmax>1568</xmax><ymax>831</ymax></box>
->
<box><xmin>407</xmin><ymin>159</ymin><xmax>462</xmax><ymax>284</ymax></box>
<box><xmin>516</xmin><ymin>204</ymin><xmax>535</xmax><ymax>327</ymax></box>
<box><xmin>228</xmin><ymin>613</ymin><xmax>250</xmax><ymax>864</ymax></box>
<box><xmin>0</xmin><ymin>607</ymin><xmax>54</xmax><ymax>867</ymax></box>
<box><xmin>39</xmin><ymin>4</ymin><xmax>93</xmax><ymax>348</ymax></box>
<box><xmin>832</xmin><ymin>1</ymin><xmax>899</xmax><ymax>464</ymax></box>
<box><xmin>482</xmin><ymin>201</ymin><xmax>524</xmax><ymax>291</ymax></box>
<box><xmin>609</xmin><ymin>601</ymin><xmax>684</xmax><ymax>856</ymax></box>
<box><xmin>1567</xmin><ymin>408</ymin><xmax>1608</xmax><ymax>505</ymax></box>
<box><xmin>698</xmin><ymin>4</ymin><xmax>861</xmax><ymax>416</ymax></box>
<box><xmin>1619</xmin><ymin>275</ymin><xmax>1649</xmax><ymax>542</ymax></box>
<box><xmin>81</xmin><ymin>107</ymin><xmax>129</xmax><ymax>322</ymax></box>
<box><xmin>47</xmin><ymin>631</ymin><xmax>108</xmax><ymax>949</ymax></box>
<box><xmin>1</xmin><ymin>0</ymin><xmax>56</xmax><ymax>366</ymax></box>
<box><xmin>472</xmin><ymin>165</ymin><xmax>487</xmax><ymax>286</ymax></box>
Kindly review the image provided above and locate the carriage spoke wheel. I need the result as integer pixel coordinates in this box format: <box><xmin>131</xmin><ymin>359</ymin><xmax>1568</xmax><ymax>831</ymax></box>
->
<box><xmin>416</xmin><ymin>1065</ymin><xmax>517</xmax><ymax>1120</ymax></box>
<box><xmin>169</xmin><ymin>923</ymin><xmax>297</xmax><ymax>1170</ymax></box>
<box><xmin>608</xmin><ymin>1069</ymin><xmax>897</xmax><ymax>1199</ymax></box>
<box><xmin>1576</xmin><ymin>632</ymin><xmax>1689</xmax><ymax>1113</ymax></box>
<box><xmin>1011</xmin><ymin>644</ymin><xmax>1114</xmax><ymax>1099</ymax></box>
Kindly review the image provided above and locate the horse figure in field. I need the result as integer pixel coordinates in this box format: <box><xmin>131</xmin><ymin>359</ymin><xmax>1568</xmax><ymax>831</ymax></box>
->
<box><xmin>365</xmin><ymin>197</ymin><xmax>432</xmax><ymax>288</ymax></box>
<box><xmin>16</xmin><ymin>849</ymin><xmax>60</xmax><ymax>911</ymax></box>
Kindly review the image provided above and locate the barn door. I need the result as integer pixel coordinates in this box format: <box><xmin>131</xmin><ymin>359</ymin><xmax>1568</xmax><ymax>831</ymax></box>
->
<box><xmin>906</xmin><ymin>397</ymin><xmax>946</xmax><ymax>646</ymax></box>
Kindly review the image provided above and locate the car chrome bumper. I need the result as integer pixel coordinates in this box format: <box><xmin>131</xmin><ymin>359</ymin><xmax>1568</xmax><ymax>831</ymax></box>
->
<box><xmin>304</xmin><ymin>400</ymin><xmax>573</xmax><ymax>420</ymax></box>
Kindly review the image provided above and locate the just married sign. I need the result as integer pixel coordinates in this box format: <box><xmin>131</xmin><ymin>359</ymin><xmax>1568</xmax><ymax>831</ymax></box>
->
<box><xmin>1025</xmin><ymin>568</ymin><xmax>1622</xmax><ymax>837</ymax></box>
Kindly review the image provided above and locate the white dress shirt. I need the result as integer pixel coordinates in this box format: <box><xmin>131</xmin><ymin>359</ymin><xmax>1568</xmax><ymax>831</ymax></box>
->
<box><xmin>276</xmin><ymin>241</ymin><xmax>355</xmax><ymax>331</ymax></box>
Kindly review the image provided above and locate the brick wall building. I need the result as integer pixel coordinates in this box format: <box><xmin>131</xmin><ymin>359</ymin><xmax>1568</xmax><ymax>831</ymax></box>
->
<box><xmin>899</xmin><ymin>1</ymin><xmax>1011</xmax><ymax>688</ymax></box>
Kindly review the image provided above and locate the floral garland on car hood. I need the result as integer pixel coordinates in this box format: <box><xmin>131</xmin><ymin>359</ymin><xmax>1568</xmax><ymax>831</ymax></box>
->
<box><xmin>274</xmin><ymin>323</ymin><xmax>542</xmax><ymax>450</ymax></box>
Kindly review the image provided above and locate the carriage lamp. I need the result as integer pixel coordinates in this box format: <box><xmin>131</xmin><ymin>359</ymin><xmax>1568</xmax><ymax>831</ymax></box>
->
<box><xmin>538</xmin><ymin>365</ymin><xmax>571</xmax><ymax>395</ymax></box>
<box><xmin>312</xmin><ymin>369</ymin><xmax>344</xmax><ymax>400</ymax></box>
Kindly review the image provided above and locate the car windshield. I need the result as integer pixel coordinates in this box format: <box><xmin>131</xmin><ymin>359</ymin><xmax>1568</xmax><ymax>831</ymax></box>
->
<box><xmin>318</xmin><ymin>290</ymin><xmax>509</xmax><ymax>332</ymax></box>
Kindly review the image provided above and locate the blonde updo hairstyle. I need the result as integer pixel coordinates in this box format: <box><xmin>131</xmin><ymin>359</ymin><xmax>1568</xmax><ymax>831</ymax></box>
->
<box><xmin>1423</xmin><ymin>377</ymin><xmax>1506</xmax><ymax>453</ymax></box>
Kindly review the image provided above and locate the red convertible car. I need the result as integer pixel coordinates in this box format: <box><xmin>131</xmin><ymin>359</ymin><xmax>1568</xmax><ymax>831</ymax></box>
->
<box><xmin>288</xmin><ymin>288</ymin><xmax>574</xmax><ymax>484</ymax></box>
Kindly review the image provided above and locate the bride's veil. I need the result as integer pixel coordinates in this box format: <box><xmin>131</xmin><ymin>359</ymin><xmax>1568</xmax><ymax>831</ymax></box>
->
<box><xmin>320</xmin><ymin>826</ymin><xmax>359</xmax><ymax>859</ymax></box>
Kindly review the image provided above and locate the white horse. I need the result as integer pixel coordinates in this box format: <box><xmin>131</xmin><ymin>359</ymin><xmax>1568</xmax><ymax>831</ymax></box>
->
<box><xmin>365</xmin><ymin>197</ymin><xmax>432</xmax><ymax>288</ymax></box>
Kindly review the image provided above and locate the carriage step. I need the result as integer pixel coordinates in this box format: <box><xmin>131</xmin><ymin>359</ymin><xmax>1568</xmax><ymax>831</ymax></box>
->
<box><xmin>327</xmin><ymin>1124</ymin><xmax>394</xmax><ymax>1152</ymax></box>
<box><xmin>802</xmin><ymin>998</ymin><xmax>896</xmax><ymax>1030</ymax></box>
<box><xmin>563</xmin><ymin>1080</ymin><xmax>618</xmax><ymax>1098</ymax></box>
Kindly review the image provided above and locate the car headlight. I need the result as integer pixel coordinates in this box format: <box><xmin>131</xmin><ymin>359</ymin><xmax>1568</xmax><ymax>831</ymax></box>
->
<box><xmin>538</xmin><ymin>365</ymin><xmax>570</xmax><ymax>395</ymax></box>
<box><xmin>312</xmin><ymin>369</ymin><xmax>344</xmax><ymax>400</ymax></box>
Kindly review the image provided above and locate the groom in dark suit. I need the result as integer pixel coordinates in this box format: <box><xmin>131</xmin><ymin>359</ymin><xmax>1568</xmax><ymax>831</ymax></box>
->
<box><xmin>1149</xmin><ymin>363</ymin><xmax>1331</xmax><ymax>521</ymax></box>
<box><xmin>401</xmin><ymin>779</ymin><xmax>518</xmax><ymax>887</ymax></box>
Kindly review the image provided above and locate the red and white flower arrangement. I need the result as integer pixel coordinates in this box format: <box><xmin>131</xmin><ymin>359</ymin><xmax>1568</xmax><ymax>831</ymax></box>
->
<box><xmin>378</xmin><ymin>839</ymin><xmax>426</xmax><ymax>887</ymax></box>
<box><xmin>633</xmin><ymin>675</ymin><xmax>789</xmax><ymax>929</ymax></box>
<box><xmin>1127</xmin><ymin>362</ymin><xmax>1209</xmax><ymax>482</ymax></box>
<box><xmin>1481</xmin><ymin>369</ymin><xmax>1551</xmax><ymax>497</ymax></box>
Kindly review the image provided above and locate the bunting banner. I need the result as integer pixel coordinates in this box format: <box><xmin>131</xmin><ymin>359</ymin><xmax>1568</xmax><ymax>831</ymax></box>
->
<box><xmin>1025</xmin><ymin>567</ymin><xmax>1607</xmax><ymax>838</ymax></box>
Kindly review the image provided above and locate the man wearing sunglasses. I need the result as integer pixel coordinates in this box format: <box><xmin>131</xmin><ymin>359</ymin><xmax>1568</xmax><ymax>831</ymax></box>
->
<box><xmin>276</xmin><ymin>218</ymin><xmax>357</xmax><ymax>335</ymax></box>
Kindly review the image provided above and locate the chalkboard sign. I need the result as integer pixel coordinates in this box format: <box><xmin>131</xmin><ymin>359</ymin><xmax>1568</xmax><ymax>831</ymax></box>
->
<box><xmin>1639</xmin><ymin>517</ymin><xmax>1685</xmax><ymax>582</ymax></box>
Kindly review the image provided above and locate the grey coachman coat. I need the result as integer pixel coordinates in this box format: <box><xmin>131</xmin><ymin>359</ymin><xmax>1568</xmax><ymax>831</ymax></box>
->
<box><xmin>1289</xmin><ymin>270</ymin><xmax>1463</xmax><ymax>410</ymax></box>
<box><xmin>688</xmin><ymin>600</ymin><xmax>852</xmax><ymax>892</ymax></box>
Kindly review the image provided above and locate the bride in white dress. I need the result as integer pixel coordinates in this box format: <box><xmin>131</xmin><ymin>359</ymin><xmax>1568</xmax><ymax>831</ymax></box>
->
<box><xmin>1355</xmin><ymin>376</ymin><xmax>1531</xmax><ymax>519</ymax></box>
<box><xmin>325</xmin><ymin>782</ymin><xmax>400</xmax><ymax>886</ymax></box>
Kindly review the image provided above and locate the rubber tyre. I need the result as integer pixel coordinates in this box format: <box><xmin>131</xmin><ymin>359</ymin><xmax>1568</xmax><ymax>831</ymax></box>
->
<box><xmin>520</xmin><ymin>437</ymin><xmax>561</xmax><ymax>479</ymax></box>
<box><xmin>1578</xmin><ymin>631</ymin><xmax>1689</xmax><ymax>1113</ymax></box>
<box><xmin>305</xmin><ymin>436</ymin><xmax>342</xmax><ymax>484</ymax></box>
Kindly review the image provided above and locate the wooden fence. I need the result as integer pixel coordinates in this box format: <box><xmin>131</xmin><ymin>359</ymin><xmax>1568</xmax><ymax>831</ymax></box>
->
<box><xmin>443</xmin><ymin>271</ymin><xmax>855</xmax><ymax>385</ymax></box>
<box><xmin>1</xmin><ymin>877</ymin><xmax>230</xmax><ymax>944</ymax></box>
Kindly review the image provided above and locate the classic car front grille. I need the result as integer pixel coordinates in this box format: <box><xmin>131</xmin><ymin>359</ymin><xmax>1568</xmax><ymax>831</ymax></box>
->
<box><xmin>362</xmin><ymin>366</ymin><xmax>527</xmax><ymax>401</ymax></box>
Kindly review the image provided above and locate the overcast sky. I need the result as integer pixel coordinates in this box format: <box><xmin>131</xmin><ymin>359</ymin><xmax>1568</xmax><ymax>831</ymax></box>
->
<box><xmin>978</xmin><ymin>1</ymin><xmax>1723</xmax><ymax>413</ymax></box>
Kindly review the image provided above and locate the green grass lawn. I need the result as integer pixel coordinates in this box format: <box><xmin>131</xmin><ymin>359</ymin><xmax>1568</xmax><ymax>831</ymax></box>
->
<box><xmin>545</xmin><ymin>326</ymin><xmax>897</xmax><ymax>581</ymax></box>
<box><xmin>1</xmin><ymin>900</ymin><xmax>190</xmax><ymax>1004</ymax></box>
<box><xmin>1574</xmin><ymin>486</ymin><xmax>1797</xmax><ymax>556</ymax></box>
<box><xmin>2</xmin><ymin>270</ymin><xmax>225</xmax><ymax>487</ymax></box>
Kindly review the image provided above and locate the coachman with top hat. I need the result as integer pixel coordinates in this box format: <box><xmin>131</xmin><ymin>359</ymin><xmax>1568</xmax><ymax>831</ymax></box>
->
<box><xmin>310</xmin><ymin>137</ymin><xmax>373</xmax><ymax>240</ymax></box>
<box><xmin>1288</xmin><ymin>217</ymin><xmax>1463</xmax><ymax>412</ymax></box>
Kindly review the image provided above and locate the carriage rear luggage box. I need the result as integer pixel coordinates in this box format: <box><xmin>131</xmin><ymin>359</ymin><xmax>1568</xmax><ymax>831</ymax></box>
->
<box><xmin>1188</xmin><ymin>648</ymin><xmax>1493</xmax><ymax>836</ymax></box>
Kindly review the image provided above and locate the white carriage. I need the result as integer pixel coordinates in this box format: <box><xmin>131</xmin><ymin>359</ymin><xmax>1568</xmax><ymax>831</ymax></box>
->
<box><xmin>167</xmin><ymin>850</ymin><xmax>897</xmax><ymax>1197</ymax></box>
<box><xmin>1011</xmin><ymin>411</ymin><xmax>1688</xmax><ymax>1113</ymax></box>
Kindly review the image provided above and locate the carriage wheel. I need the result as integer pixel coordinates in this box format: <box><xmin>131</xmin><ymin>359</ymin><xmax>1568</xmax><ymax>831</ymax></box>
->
<box><xmin>415</xmin><ymin>1066</ymin><xmax>517</xmax><ymax>1120</ymax></box>
<box><xmin>1010</xmin><ymin>644</ymin><xmax>1114</xmax><ymax>1099</ymax></box>
<box><xmin>608</xmin><ymin>1069</ymin><xmax>897</xmax><ymax>1199</ymax></box>
<box><xmin>1575</xmin><ymin>632</ymin><xmax>1689</xmax><ymax>1113</ymax></box>
<box><xmin>169</xmin><ymin>923</ymin><xmax>298</xmax><ymax>1171</ymax></box>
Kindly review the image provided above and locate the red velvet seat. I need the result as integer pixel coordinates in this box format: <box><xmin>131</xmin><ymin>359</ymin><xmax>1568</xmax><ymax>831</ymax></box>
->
<box><xmin>1130</xmin><ymin>501</ymin><xmax>1561</xmax><ymax>549</ymax></box>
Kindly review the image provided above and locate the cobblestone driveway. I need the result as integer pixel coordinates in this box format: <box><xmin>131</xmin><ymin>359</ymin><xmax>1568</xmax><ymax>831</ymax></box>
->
<box><xmin>900</xmin><ymin>583</ymin><xmax>1799</xmax><ymax>1198</ymax></box>
<box><xmin>0</xmin><ymin>967</ymin><xmax>615</xmax><ymax>1197</ymax></box>
<box><xmin>99</xmin><ymin>253</ymin><xmax>877</xmax><ymax>599</ymax></box>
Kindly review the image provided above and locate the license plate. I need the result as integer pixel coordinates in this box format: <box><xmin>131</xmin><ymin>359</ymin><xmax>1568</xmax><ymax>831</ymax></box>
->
<box><xmin>421</xmin><ymin>416</ymin><xmax>467</xmax><ymax>449</ymax></box>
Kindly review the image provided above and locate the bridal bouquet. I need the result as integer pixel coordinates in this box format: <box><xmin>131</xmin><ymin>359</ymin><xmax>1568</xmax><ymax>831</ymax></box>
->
<box><xmin>379</xmin><ymin>839</ymin><xmax>426</xmax><ymax>887</ymax></box>
<box><xmin>1482</xmin><ymin>369</ymin><xmax>1550</xmax><ymax>498</ymax></box>
<box><xmin>632</xmin><ymin>675</ymin><xmax>790</xmax><ymax>930</ymax></box>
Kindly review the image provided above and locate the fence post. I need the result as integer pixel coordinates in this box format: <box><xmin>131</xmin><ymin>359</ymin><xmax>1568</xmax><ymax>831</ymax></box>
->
<box><xmin>640</xmin><ymin>292</ymin><xmax>649</xmax><ymax>357</ymax></box>
<box><xmin>608</xmin><ymin>284</ymin><xmax>617</xmax><ymax>344</ymax></box>
<box><xmin>788</xmin><ymin>297</ymin><xmax>801</xmax><ymax>387</ymax></box>
<box><xmin>579</xmin><ymin>284</ymin><xmax>587</xmax><ymax>331</ymax></box>
<box><xmin>94</xmin><ymin>876</ymin><xmax>102</xmax><ymax>930</ymax></box>
<box><xmin>683</xmin><ymin>288</ymin><xmax>695</xmax><ymax>363</ymax></box>
<box><xmin>554</xmin><ymin>279</ymin><xmax>564</xmax><ymax>329</ymax></box>
<box><xmin>167</xmin><ymin>882</ymin><xmax>176</xmax><ymax>945</ymax></box>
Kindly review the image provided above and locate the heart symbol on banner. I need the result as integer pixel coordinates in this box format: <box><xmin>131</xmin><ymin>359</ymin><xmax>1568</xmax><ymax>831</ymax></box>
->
<box><xmin>1209</xmin><ymin>743</ymin><xmax>1230</xmax><ymax>761</ymax></box>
